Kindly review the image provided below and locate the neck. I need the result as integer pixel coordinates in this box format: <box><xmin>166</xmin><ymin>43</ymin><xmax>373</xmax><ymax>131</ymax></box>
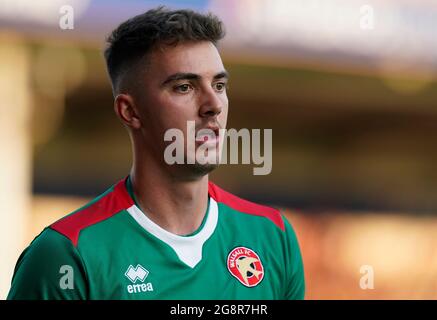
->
<box><xmin>129</xmin><ymin>157</ymin><xmax>209</xmax><ymax>236</ymax></box>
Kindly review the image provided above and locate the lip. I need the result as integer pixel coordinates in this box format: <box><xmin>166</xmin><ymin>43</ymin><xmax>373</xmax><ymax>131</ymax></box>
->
<box><xmin>195</xmin><ymin>135</ymin><xmax>219</xmax><ymax>145</ymax></box>
<box><xmin>195</xmin><ymin>126</ymin><xmax>220</xmax><ymax>145</ymax></box>
<box><xmin>205</xmin><ymin>126</ymin><xmax>220</xmax><ymax>136</ymax></box>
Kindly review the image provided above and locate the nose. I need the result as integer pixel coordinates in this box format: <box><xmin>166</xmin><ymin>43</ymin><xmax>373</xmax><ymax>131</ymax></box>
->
<box><xmin>198</xmin><ymin>86</ymin><xmax>223</xmax><ymax>119</ymax></box>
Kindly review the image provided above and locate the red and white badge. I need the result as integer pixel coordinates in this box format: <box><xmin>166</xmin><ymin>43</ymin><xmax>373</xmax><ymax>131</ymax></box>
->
<box><xmin>227</xmin><ymin>246</ymin><xmax>264</xmax><ymax>287</ymax></box>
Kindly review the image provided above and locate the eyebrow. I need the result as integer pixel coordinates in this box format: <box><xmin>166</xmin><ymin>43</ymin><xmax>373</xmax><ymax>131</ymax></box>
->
<box><xmin>161</xmin><ymin>71</ymin><xmax>229</xmax><ymax>86</ymax></box>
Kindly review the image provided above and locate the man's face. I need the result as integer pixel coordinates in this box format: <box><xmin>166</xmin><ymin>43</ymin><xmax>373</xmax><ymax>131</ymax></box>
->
<box><xmin>133</xmin><ymin>41</ymin><xmax>229</xmax><ymax>179</ymax></box>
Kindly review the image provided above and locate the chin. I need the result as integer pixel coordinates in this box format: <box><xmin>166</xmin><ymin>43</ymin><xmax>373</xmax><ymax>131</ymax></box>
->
<box><xmin>190</xmin><ymin>162</ymin><xmax>219</xmax><ymax>177</ymax></box>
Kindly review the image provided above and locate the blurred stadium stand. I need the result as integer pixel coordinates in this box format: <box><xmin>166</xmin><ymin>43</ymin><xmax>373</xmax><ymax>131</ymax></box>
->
<box><xmin>1</xmin><ymin>0</ymin><xmax>437</xmax><ymax>299</ymax></box>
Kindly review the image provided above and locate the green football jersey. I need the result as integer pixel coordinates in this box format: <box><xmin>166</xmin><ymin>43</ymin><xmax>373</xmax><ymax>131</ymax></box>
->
<box><xmin>7</xmin><ymin>177</ymin><xmax>305</xmax><ymax>300</ymax></box>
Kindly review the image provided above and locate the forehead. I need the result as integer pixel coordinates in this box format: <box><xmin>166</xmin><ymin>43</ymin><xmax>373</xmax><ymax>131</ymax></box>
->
<box><xmin>147</xmin><ymin>41</ymin><xmax>225</xmax><ymax>78</ymax></box>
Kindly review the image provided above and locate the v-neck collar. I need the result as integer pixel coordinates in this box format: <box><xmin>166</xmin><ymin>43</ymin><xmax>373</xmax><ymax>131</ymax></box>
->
<box><xmin>124</xmin><ymin>176</ymin><xmax>218</xmax><ymax>268</ymax></box>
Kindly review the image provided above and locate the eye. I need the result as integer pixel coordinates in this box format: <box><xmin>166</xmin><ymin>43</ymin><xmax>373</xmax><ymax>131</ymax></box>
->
<box><xmin>214</xmin><ymin>82</ymin><xmax>227</xmax><ymax>92</ymax></box>
<box><xmin>174</xmin><ymin>84</ymin><xmax>193</xmax><ymax>93</ymax></box>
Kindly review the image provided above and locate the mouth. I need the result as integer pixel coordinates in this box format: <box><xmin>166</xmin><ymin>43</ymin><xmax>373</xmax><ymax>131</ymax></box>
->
<box><xmin>195</xmin><ymin>126</ymin><xmax>220</xmax><ymax>145</ymax></box>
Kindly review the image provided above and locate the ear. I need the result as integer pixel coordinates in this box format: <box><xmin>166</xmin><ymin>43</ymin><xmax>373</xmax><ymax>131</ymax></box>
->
<box><xmin>114</xmin><ymin>94</ymin><xmax>142</xmax><ymax>129</ymax></box>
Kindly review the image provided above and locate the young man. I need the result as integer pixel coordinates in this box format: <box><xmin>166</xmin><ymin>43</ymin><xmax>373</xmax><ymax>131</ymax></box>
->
<box><xmin>8</xmin><ymin>7</ymin><xmax>305</xmax><ymax>300</ymax></box>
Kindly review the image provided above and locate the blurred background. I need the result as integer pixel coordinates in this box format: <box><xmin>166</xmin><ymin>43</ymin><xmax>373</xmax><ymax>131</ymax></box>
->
<box><xmin>1</xmin><ymin>0</ymin><xmax>437</xmax><ymax>299</ymax></box>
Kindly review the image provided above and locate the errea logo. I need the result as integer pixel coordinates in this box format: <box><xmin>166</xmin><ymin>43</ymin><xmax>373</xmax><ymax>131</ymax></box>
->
<box><xmin>125</xmin><ymin>264</ymin><xmax>154</xmax><ymax>293</ymax></box>
<box><xmin>125</xmin><ymin>264</ymin><xmax>149</xmax><ymax>283</ymax></box>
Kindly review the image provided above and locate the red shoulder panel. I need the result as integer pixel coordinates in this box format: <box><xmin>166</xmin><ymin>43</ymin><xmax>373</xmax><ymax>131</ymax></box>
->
<box><xmin>208</xmin><ymin>182</ymin><xmax>285</xmax><ymax>231</ymax></box>
<box><xmin>50</xmin><ymin>178</ymin><xmax>133</xmax><ymax>246</ymax></box>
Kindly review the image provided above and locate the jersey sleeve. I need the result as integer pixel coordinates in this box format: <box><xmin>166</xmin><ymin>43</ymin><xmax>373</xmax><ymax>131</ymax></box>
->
<box><xmin>282</xmin><ymin>215</ymin><xmax>305</xmax><ymax>300</ymax></box>
<box><xmin>7</xmin><ymin>227</ymin><xmax>88</xmax><ymax>300</ymax></box>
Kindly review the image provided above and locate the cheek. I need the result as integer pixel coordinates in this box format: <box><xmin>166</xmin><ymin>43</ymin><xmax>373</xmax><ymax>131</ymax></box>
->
<box><xmin>151</xmin><ymin>93</ymin><xmax>195</xmax><ymax>128</ymax></box>
<box><xmin>162</xmin><ymin>91</ymin><xmax>197</xmax><ymax>113</ymax></box>
<box><xmin>219</xmin><ymin>96</ymin><xmax>229</xmax><ymax>127</ymax></box>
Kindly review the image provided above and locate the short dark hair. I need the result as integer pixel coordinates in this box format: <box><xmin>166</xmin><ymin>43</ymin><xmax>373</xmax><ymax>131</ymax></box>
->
<box><xmin>104</xmin><ymin>6</ymin><xmax>226</xmax><ymax>93</ymax></box>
